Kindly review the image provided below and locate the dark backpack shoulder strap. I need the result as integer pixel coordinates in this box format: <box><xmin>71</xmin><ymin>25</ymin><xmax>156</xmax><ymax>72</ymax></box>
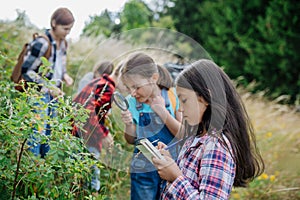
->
<box><xmin>44</xmin><ymin>30</ymin><xmax>57</xmax><ymax>62</ymax></box>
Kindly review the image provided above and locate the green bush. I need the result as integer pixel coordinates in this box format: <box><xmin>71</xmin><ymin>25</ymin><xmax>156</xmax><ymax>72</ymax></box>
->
<box><xmin>0</xmin><ymin>60</ymin><xmax>101</xmax><ymax>199</ymax></box>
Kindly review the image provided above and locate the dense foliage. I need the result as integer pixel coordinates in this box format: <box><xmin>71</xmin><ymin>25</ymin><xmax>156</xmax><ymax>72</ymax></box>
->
<box><xmin>82</xmin><ymin>0</ymin><xmax>300</xmax><ymax>104</ymax></box>
<box><xmin>166</xmin><ymin>0</ymin><xmax>300</xmax><ymax>104</ymax></box>
<box><xmin>0</xmin><ymin>71</ymin><xmax>98</xmax><ymax>199</ymax></box>
<box><xmin>0</xmin><ymin>22</ymin><xmax>101</xmax><ymax>199</ymax></box>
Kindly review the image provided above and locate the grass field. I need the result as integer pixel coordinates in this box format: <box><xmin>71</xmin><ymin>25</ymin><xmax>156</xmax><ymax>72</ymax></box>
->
<box><xmin>1</xmin><ymin>22</ymin><xmax>299</xmax><ymax>199</ymax></box>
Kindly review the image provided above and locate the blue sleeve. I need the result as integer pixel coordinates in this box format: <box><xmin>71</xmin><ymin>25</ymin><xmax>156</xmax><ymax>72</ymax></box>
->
<box><xmin>126</xmin><ymin>95</ymin><xmax>139</xmax><ymax>125</ymax></box>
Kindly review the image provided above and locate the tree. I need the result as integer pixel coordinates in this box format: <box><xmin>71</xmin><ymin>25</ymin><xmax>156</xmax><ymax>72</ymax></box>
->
<box><xmin>166</xmin><ymin>0</ymin><xmax>300</xmax><ymax>104</ymax></box>
<box><xmin>82</xmin><ymin>9</ymin><xmax>120</xmax><ymax>38</ymax></box>
<box><xmin>120</xmin><ymin>0</ymin><xmax>153</xmax><ymax>30</ymax></box>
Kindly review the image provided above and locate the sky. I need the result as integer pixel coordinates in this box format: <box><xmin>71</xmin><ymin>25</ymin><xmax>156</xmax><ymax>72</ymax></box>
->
<box><xmin>0</xmin><ymin>0</ymin><xmax>128</xmax><ymax>40</ymax></box>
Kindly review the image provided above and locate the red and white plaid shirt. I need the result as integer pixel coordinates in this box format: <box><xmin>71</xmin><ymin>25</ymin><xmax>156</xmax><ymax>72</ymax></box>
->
<box><xmin>162</xmin><ymin>133</ymin><xmax>236</xmax><ymax>200</ymax></box>
<box><xmin>72</xmin><ymin>74</ymin><xmax>115</xmax><ymax>151</ymax></box>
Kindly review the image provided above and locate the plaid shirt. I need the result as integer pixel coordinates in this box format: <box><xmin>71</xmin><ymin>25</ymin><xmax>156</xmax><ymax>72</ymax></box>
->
<box><xmin>21</xmin><ymin>29</ymin><xmax>67</xmax><ymax>87</ymax></box>
<box><xmin>162</xmin><ymin>133</ymin><xmax>235</xmax><ymax>200</ymax></box>
<box><xmin>73</xmin><ymin>74</ymin><xmax>115</xmax><ymax>151</ymax></box>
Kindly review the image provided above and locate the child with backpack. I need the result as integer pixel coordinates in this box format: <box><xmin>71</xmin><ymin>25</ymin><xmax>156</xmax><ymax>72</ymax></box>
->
<box><xmin>20</xmin><ymin>7</ymin><xmax>75</xmax><ymax>157</ymax></box>
<box><xmin>120</xmin><ymin>52</ymin><xmax>182</xmax><ymax>199</ymax></box>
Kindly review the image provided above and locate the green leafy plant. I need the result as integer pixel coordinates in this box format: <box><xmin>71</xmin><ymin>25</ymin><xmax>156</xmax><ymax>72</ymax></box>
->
<box><xmin>0</xmin><ymin>57</ymin><xmax>101</xmax><ymax>199</ymax></box>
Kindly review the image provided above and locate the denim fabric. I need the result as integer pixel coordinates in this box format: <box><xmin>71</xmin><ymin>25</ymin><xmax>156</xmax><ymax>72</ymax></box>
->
<box><xmin>28</xmin><ymin>92</ymin><xmax>57</xmax><ymax>158</ymax></box>
<box><xmin>130</xmin><ymin>111</ymin><xmax>178</xmax><ymax>199</ymax></box>
<box><xmin>128</xmin><ymin>89</ymin><xmax>179</xmax><ymax>199</ymax></box>
<box><xmin>131</xmin><ymin>171</ymin><xmax>161</xmax><ymax>200</ymax></box>
<box><xmin>90</xmin><ymin>165</ymin><xmax>101</xmax><ymax>191</ymax></box>
<box><xmin>131</xmin><ymin>112</ymin><xmax>178</xmax><ymax>173</ymax></box>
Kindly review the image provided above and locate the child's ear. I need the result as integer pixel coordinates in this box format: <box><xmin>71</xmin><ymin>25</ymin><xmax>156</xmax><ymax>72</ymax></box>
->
<box><xmin>198</xmin><ymin>96</ymin><xmax>209</xmax><ymax>106</ymax></box>
<box><xmin>51</xmin><ymin>19</ymin><xmax>56</xmax><ymax>28</ymax></box>
<box><xmin>151</xmin><ymin>72</ymin><xmax>159</xmax><ymax>83</ymax></box>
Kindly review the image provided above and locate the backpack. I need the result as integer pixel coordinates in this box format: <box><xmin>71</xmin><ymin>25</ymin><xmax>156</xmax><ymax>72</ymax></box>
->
<box><xmin>10</xmin><ymin>32</ymin><xmax>52</xmax><ymax>92</ymax></box>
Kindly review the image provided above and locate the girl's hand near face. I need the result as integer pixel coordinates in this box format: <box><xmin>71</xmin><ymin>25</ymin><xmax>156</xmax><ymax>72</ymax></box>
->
<box><xmin>150</xmin><ymin>95</ymin><xmax>165</xmax><ymax>109</ymax></box>
<box><xmin>150</xmin><ymin>95</ymin><xmax>168</xmax><ymax>121</ymax></box>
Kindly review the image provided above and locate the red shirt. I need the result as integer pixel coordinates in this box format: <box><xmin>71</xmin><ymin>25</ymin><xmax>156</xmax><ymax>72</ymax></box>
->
<box><xmin>73</xmin><ymin>74</ymin><xmax>115</xmax><ymax>151</ymax></box>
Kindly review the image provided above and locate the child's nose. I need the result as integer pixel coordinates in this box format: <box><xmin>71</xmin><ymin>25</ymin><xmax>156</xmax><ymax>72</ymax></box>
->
<box><xmin>130</xmin><ymin>88</ymin><xmax>137</xmax><ymax>97</ymax></box>
<box><xmin>178</xmin><ymin>105</ymin><xmax>183</xmax><ymax>112</ymax></box>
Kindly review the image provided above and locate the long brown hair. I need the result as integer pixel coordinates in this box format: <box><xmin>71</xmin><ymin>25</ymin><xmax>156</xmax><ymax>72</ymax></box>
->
<box><xmin>176</xmin><ymin>59</ymin><xmax>264</xmax><ymax>187</ymax></box>
<box><xmin>157</xmin><ymin>64</ymin><xmax>174</xmax><ymax>90</ymax></box>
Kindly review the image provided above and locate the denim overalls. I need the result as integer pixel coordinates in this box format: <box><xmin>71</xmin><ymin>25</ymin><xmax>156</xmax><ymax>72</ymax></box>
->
<box><xmin>130</xmin><ymin>89</ymin><xmax>178</xmax><ymax>200</ymax></box>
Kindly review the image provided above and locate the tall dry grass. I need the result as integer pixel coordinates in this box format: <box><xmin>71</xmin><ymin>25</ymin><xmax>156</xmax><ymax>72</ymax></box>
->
<box><xmin>232</xmin><ymin>88</ymin><xmax>300</xmax><ymax>199</ymax></box>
